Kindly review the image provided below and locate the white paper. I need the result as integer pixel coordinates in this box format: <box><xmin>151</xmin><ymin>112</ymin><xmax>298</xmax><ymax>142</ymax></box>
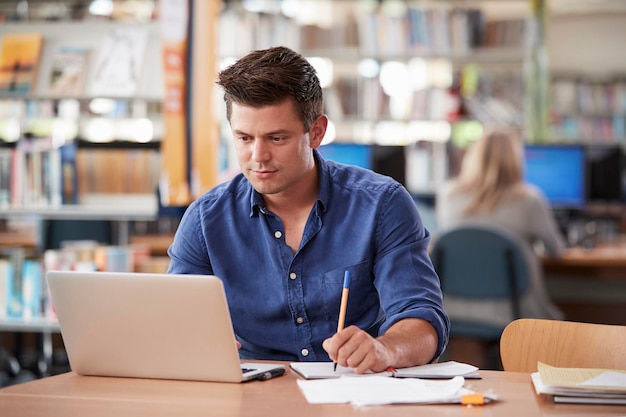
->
<box><xmin>531</xmin><ymin>372</ymin><xmax>550</xmax><ymax>395</ymax></box>
<box><xmin>296</xmin><ymin>375</ymin><xmax>467</xmax><ymax>406</ymax></box>
<box><xmin>290</xmin><ymin>360</ymin><xmax>478</xmax><ymax>380</ymax></box>
<box><xmin>580</xmin><ymin>371</ymin><xmax>626</xmax><ymax>388</ymax></box>
<box><xmin>393</xmin><ymin>361</ymin><xmax>479</xmax><ymax>378</ymax></box>
<box><xmin>532</xmin><ymin>371</ymin><xmax>626</xmax><ymax>402</ymax></box>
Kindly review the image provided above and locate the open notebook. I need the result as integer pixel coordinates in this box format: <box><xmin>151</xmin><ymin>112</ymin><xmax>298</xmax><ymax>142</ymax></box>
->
<box><xmin>46</xmin><ymin>270</ymin><xmax>285</xmax><ymax>383</ymax></box>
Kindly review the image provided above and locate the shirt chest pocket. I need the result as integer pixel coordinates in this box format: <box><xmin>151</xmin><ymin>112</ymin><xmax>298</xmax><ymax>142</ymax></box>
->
<box><xmin>317</xmin><ymin>261</ymin><xmax>375</xmax><ymax>323</ymax></box>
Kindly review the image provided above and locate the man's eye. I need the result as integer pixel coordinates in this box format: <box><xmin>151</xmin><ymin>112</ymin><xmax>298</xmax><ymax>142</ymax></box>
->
<box><xmin>271</xmin><ymin>137</ymin><xmax>284</xmax><ymax>142</ymax></box>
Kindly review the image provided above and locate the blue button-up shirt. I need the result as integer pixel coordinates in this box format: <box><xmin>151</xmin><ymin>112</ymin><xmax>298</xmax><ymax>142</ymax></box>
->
<box><xmin>167</xmin><ymin>150</ymin><xmax>449</xmax><ymax>362</ymax></box>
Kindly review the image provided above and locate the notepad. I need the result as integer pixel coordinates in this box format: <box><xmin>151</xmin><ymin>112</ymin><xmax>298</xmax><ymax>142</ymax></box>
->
<box><xmin>290</xmin><ymin>360</ymin><xmax>480</xmax><ymax>380</ymax></box>
<box><xmin>531</xmin><ymin>362</ymin><xmax>626</xmax><ymax>405</ymax></box>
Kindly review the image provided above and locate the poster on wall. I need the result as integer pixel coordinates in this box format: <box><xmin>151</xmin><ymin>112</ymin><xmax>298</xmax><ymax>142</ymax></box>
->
<box><xmin>0</xmin><ymin>32</ymin><xmax>43</xmax><ymax>94</ymax></box>
<box><xmin>47</xmin><ymin>45</ymin><xmax>90</xmax><ymax>96</ymax></box>
<box><xmin>89</xmin><ymin>27</ymin><xmax>149</xmax><ymax>97</ymax></box>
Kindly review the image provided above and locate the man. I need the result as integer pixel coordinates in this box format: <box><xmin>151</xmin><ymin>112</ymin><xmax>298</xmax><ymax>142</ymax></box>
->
<box><xmin>167</xmin><ymin>46</ymin><xmax>449</xmax><ymax>374</ymax></box>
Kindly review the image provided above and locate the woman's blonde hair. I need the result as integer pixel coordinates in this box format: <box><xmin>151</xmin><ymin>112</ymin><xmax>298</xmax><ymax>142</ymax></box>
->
<box><xmin>454</xmin><ymin>129</ymin><xmax>525</xmax><ymax>215</ymax></box>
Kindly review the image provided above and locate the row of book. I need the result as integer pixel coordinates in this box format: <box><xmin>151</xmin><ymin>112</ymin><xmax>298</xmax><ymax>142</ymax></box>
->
<box><xmin>550</xmin><ymin>114</ymin><xmax>626</xmax><ymax>143</ymax></box>
<box><xmin>326</xmin><ymin>80</ymin><xmax>462</xmax><ymax>122</ymax></box>
<box><xmin>219</xmin><ymin>8</ymin><xmax>301</xmax><ymax>59</ymax></box>
<box><xmin>219</xmin><ymin>4</ymin><xmax>526</xmax><ymax>58</ymax></box>
<box><xmin>0</xmin><ymin>258</ymin><xmax>43</xmax><ymax>320</ymax></box>
<box><xmin>325</xmin><ymin>67</ymin><xmax>523</xmax><ymax>127</ymax></box>
<box><xmin>0</xmin><ymin>97</ymin><xmax>161</xmax><ymax>121</ymax></box>
<box><xmin>75</xmin><ymin>148</ymin><xmax>160</xmax><ymax>195</ymax></box>
<box><xmin>0</xmin><ymin>241</ymin><xmax>153</xmax><ymax>321</ymax></box>
<box><xmin>0</xmin><ymin>137</ymin><xmax>161</xmax><ymax>209</ymax></box>
<box><xmin>357</xmin><ymin>7</ymin><xmax>525</xmax><ymax>57</ymax></box>
<box><xmin>0</xmin><ymin>0</ymin><xmax>156</xmax><ymax>23</ymax></box>
<box><xmin>551</xmin><ymin>78</ymin><xmax>626</xmax><ymax>116</ymax></box>
<box><xmin>0</xmin><ymin>137</ymin><xmax>77</xmax><ymax>209</ymax></box>
<box><xmin>0</xmin><ymin>26</ymin><xmax>150</xmax><ymax>97</ymax></box>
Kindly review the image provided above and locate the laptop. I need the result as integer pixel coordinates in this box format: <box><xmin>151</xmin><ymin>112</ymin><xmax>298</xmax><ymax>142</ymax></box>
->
<box><xmin>46</xmin><ymin>270</ymin><xmax>285</xmax><ymax>383</ymax></box>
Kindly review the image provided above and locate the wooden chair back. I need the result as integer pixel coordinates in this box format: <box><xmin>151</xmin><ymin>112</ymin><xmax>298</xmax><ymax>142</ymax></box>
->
<box><xmin>500</xmin><ymin>318</ymin><xmax>626</xmax><ymax>372</ymax></box>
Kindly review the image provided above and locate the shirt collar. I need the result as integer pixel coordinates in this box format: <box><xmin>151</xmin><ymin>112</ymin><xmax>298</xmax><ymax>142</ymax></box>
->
<box><xmin>248</xmin><ymin>149</ymin><xmax>329</xmax><ymax>217</ymax></box>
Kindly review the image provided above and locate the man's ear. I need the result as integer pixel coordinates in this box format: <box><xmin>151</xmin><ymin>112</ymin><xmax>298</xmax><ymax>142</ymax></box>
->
<box><xmin>309</xmin><ymin>114</ymin><xmax>328</xmax><ymax>149</ymax></box>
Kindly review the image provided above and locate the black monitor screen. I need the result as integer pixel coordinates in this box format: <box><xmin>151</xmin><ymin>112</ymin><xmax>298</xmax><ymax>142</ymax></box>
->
<box><xmin>317</xmin><ymin>143</ymin><xmax>407</xmax><ymax>186</ymax></box>
<box><xmin>586</xmin><ymin>144</ymin><xmax>623</xmax><ymax>203</ymax></box>
<box><xmin>317</xmin><ymin>143</ymin><xmax>372</xmax><ymax>169</ymax></box>
<box><xmin>523</xmin><ymin>144</ymin><xmax>585</xmax><ymax>208</ymax></box>
<box><xmin>372</xmin><ymin>145</ymin><xmax>406</xmax><ymax>186</ymax></box>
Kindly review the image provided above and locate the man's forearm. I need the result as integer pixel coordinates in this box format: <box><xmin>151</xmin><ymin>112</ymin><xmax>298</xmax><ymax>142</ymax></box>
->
<box><xmin>377</xmin><ymin>318</ymin><xmax>439</xmax><ymax>368</ymax></box>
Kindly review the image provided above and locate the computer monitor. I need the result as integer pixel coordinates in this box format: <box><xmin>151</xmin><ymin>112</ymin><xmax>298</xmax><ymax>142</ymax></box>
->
<box><xmin>317</xmin><ymin>143</ymin><xmax>372</xmax><ymax>169</ymax></box>
<box><xmin>372</xmin><ymin>145</ymin><xmax>406</xmax><ymax>186</ymax></box>
<box><xmin>523</xmin><ymin>144</ymin><xmax>586</xmax><ymax>208</ymax></box>
<box><xmin>585</xmin><ymin>144</ymin><xmax>624</xmax><ymax>203</ymax></box>
<box><xmin>317</xmin><ymin>143</ymin><xmax>408</xmax><ymax>187</ymax></box>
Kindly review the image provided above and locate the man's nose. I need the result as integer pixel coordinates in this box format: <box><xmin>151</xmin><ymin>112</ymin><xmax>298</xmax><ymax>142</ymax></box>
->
<box><xmin>251</xmin><ymin>139</ymin><xmax>270</xmax><ymax>162</ymax></box>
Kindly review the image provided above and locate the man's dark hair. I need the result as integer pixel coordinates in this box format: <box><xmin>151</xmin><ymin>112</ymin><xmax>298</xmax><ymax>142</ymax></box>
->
<box><xmin>216</xmin><ymin>46</ymin><xmax>323</xmax><ymax>131</ymax></box>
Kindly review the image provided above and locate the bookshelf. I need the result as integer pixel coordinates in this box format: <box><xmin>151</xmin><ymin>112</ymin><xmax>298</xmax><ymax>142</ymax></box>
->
<box><xmin>0</xmin><ymin>5</ymin><xmax>221</xmax><ymax>378</ymax></box>
<box><xmin>0</xmin><ymin>14</ymin><xmax>164</xmax><ymax>207</ymax></box>
<box><xmin>0</xmin><ymin>3</ymin><xmax>172</xmax><ymax>374</ymax></box>
<box><xmin>550</xmin><ymin>76</ymin><xmax>626</xmax><ymax>143</ymax></box>
<box><xmin>546</xmin><ymin>6</ymin><xmax>626</xmax><ymax>145</ymax></box>
<box><xmin>0</xmin><ymin>19</ymin><xmax>163</xmax><ymax>98</ymax></box>
<box><xmin>220</xmin><ymin>1</ymin><xmax>528</xmax><ymax>129</ymax></box>
<box><xmin>217</xmin><ymin>0</ymin><xmax>530</xmax><ymax>195</ymax></box>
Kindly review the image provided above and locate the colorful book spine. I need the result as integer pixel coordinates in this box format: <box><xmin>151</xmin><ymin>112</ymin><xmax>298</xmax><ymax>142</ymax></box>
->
<box><xmin>6</xmin><ymin>259</ymin><xmax>21</xmax><ymax>319</ymax></box>
<box><xmin>0</xmin><ymin>148</ymin><xmax>11</xmax><ymax>208</ymax></box>
<box><xmin>60</xmin><ymin>140</ymin><xmax>78</xmax><ymax>204</ymax></box>
<box><xmin>0</xmin><ymin>259</ymin><xmax>11</xmax><ymax>319</ymax></box>
<box><xmin>21</xmin><ymin>259</ymin><xmax>42</xmax><ymax>320</ymax></box>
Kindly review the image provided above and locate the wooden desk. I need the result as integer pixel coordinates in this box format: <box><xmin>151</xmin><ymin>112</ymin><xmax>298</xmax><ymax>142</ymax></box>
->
<box><xmin>1</xmin><ymin>368</ymin><xmax>624</xmax><ymax>417</ymax></box>
<box><xmin>541</xmin><ymin>245</ymin><xmax>626</xmax><ymax>326</ymax></box>
<box><xmin>543</xmin><ymin>245</ymin><xmax>626</xmax><ymax>271</ymax></box>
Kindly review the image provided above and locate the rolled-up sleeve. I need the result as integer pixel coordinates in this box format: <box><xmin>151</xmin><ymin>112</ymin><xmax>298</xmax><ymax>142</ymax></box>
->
<box><xmin>373</xmin><ymin>184</ymin><xmax>450</xmax><ymax>359</ymax></box>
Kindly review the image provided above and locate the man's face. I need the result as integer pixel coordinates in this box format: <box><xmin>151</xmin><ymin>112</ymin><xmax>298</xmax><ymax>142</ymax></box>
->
<box><xmin>230</xmin><ymin>99</ymin><xmax>324</xmax><ymax>197</ymax></box>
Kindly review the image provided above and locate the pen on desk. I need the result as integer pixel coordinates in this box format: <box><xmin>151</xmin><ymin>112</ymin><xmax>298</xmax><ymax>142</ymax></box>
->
<box><xmin>334</xmin><ymin>270</ymin><xmax>351</xmax><ymax>372</ymax></box>
<box><xmin>256</xmin><ymin>367</ymin><xmax>285</xmax><ymax>381</ymax></box>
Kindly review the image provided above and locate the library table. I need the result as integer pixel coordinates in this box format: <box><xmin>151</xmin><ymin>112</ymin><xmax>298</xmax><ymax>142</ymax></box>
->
<box><xmin>542</xmin><ymin>245</ymin><xmax>626</xmax><ymax>326</ymax></box>
<box><xmin>543</xmin><ymin>244</ymin><xmax>626</xmax><ymax>270</ymax></box>
<box><xmin>1</xmin><ymin>366</ymin><xmax>624</xmax><ymax>417</ymax></box>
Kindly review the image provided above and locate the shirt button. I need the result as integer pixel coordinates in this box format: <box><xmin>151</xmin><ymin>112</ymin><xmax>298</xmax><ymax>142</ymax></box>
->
<box><xmin>296</xmin><ymin>317</ymin><xmax>304</xmax><ymax>324</ymax></box>
<box><xmin>289</xmin><ymin>272</ymin><xmax>297</xmax><ymax>280</ymax></box>
<box><xmin>301</xmin><ymin>349</ymin><xmax>309</xmax><ymax>357</ymax></box>
<box><xmin>274</xmin><ymin>231</ymin><xmax>282</xmax><ymax>239</ymax></box>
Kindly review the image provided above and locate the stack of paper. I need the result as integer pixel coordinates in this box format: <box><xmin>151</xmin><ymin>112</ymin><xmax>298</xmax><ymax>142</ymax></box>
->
<box><xmin>291</xmin><ymin>361</ymin><xmax>497</xmax><ymax>406</ymax></box>
<box><xmin>531</xmin><ymin>362</ymin><xmax>626</xmax><ymax>405</ymax></box>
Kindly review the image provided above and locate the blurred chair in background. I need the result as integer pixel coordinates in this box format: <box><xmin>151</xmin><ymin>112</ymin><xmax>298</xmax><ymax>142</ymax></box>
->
<box><xmin>430</xmin><ymin>224</ymin><xmax>531</xmax><ymax>369</ymax></box>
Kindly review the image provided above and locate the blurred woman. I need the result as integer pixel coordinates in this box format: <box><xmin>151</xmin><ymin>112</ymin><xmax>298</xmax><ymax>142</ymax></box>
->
<box><xmin>436</xmin><ymin>129</ymin><xmax>566</xmax><ymax>327</ymax></box>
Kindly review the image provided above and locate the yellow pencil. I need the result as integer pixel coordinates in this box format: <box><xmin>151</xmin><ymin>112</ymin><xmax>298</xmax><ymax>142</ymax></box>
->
<box><xmin>334</xmin><ymin>270</ymin><xmax>350</xmax><ymax>372</ymax></box>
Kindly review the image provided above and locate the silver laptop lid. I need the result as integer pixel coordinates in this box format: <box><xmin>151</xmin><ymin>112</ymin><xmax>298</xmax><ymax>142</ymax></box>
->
<box><xmin>47</xmin><ymin>271</ymin><xmax>250</xmax><ymax>382</ymax></box>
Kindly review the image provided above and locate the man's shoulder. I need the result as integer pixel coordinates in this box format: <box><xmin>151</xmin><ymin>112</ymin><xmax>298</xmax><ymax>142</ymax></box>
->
<box><xmin>191</xmin><ymin>173</ymin><xmax>250</xmax><ymax>209</ymax></box>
